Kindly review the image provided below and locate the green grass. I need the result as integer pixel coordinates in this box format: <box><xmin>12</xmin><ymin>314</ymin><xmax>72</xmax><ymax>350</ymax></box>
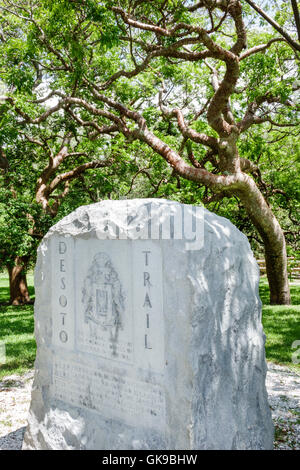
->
<box><xmin>260</xmin><ymin>278</ymin><xmax>300</xmax><ymax>372</ymax></box>
<box><xmin>0</xmin><ymin>272</ymin><xmax>36</xmax><ymax>379</ymax></box>
<box><xmin>0</xmin><ymin>273</ymin><xmax>299</xmax><ymax>379</ymax></box>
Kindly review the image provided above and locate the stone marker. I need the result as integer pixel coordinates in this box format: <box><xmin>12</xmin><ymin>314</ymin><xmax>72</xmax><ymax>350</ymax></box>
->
<box><xmin>23</xmin><ymin>199</ymin><xmax>273</xmax><ymax>450</ymax></box>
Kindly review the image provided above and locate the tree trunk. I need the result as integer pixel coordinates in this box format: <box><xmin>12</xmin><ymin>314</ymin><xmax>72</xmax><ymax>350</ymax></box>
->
<box><xmin>263</xmin><ymin>237</ymin><xmax>290</xmax><ymax>305</ymax></box>
<box><xmin>7</xmin><ymin>257</ymin><xmax>31</xmax><ymax>305</ymax></box>
<box><xmin>236</xmin><ymin>175</ymin><xmax>291</xmax><ymax>305</ymax></box>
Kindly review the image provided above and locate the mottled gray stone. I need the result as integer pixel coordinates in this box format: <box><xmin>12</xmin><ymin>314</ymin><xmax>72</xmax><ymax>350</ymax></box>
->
<box><xmin>23</xmin><ymin>199</ymin><xmax>273</xmax><ymax>450</ymax></box>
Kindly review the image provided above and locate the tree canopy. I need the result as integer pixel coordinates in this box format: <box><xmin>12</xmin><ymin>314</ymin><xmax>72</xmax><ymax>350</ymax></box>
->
<box><xmin>0</xmin><ymin>0</ymin><xmax>299</xmax><ymax>304</ymax></box>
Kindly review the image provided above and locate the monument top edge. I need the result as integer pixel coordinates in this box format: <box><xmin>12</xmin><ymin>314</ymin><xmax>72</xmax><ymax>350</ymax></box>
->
<box><xmin>39</xmin><ymin>198</ymin><xmax>249</xmax><ymax>252</ymax></box>
<box><xmin>71</xmin><ymin>198</ymin><xmax>202</xmax><ymax>208</ymax></box>
<box><xmin>45</xmin><ymin>198</ymin><xmax>206</xmax><ymax>239</ymax></box>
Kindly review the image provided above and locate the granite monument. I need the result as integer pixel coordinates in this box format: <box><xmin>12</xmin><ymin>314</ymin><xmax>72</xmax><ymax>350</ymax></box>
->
<box><xmin>23</xmin><ymin>199</ymin><xmax>273</xmax><ymax>450</ymax></box>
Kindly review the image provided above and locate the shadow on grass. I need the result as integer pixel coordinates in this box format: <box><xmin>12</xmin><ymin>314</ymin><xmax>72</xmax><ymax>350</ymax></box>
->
<box><xmin>0</xmin><ymin>273</ymin><xmax>36</xmax><ymax>379</ymax></box>
<box><xmin>263</xmin><ymin>305</ymin><xmax>300</xmax><ymax>365</ymax></box>
<box><xmin>260</xmin><ymin>279</ymin><xmax>300</xmax><ymax>368</ymax></box>
<box><xmin>0</xmin><ymin>315</ymin><xmax>34</xmax><ymax>338</ymax></box>
<box><xmin>0</xmin><ymin>287</ymin><xmax>10</xmax><ymax>305</ymax></box>
<box><xmin>0</xmin><ymin>340</ymin><xmax>36</xmax><ymax>378</ymax></box>
<box><xmin>0</xmin><ymin>302</ymin><xmax>36</xmax><ymax>380</ymax></box>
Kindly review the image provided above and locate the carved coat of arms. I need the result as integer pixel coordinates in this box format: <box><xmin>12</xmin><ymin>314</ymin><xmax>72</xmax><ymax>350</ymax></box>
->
<box><xmin>82</xmin><ymin>252</ymin><xmax>124</xmax><ymax>330</ymax></box>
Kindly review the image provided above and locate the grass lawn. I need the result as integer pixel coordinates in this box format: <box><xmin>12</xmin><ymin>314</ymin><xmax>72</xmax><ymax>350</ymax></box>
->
<box><xmin>0</xmin><ymin>272</ymin><xmax>299</xmax><ymax>379</ymax></box>
<box><xmin>260</xmin><ymin>278</ymin><xmax>300</xmax><ymax>372</ymax></box>
<box><xmin>0</xmin><ymin>272</ymin><xmax>35</xmax><ymax>379</ymax></box>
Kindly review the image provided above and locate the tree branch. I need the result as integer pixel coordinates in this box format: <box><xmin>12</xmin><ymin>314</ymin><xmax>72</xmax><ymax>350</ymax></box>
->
<box><xmin>244</xmin><ymin>0</ymin><xmax>300</xmax><ymax>52</ymax></box>
<box><xmin>240</xmin><ymin>38</ymin><xmax>286</xmax><ymax>60</ymax></box>
<box><xmin>48</xmin><ymin>159</ymin><xmax>112</xmax><ymax>193</ymax></box>
<box><xmin>158</xmin><ymin>89</ymin><xmax>220</xmax><ymax>151</ymax></box>
<box><xmin>291</xmin><ymin>0</ymin><xmax>300</xmax><ymax>42</ymax></box>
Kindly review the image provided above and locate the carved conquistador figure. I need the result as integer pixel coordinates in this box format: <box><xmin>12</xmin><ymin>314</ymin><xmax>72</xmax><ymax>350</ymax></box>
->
<box><xmin>82</xmin><ymin>252</ymin><xmax>124</xmax><ymax>331</ymax></box>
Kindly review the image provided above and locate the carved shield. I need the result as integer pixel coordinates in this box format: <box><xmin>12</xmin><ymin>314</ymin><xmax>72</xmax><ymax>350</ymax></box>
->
<box><xmin>82</xmin><ymin>252</ymin><xmax>124</xmax><ymax>330</ymax></box>
<box><xmin>95</xmin><ymin>283</ymin><xmax>113</xmax><ymax>325</ymax></box>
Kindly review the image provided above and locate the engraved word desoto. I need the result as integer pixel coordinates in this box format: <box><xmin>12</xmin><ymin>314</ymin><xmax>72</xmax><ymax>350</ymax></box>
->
<box><xmin>58</xmin><ymin>241</ymin><xmax>68</xmax><ymax>343</ymax></box>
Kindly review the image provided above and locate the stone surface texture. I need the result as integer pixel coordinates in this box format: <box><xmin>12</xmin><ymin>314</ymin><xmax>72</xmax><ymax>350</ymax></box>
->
<box><xmin>4</xmin><ymin>363</ymin><xmax>299</xmax><ymax>450</ymax></box>
<box><xmin>23</xmin><ymin>199</ymin><xmax>273</xmax><ymax>450</ymax></box>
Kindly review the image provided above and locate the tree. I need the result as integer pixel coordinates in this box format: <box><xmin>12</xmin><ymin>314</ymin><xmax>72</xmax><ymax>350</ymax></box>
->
<box><xmin>0</xmin><ymin>104</ymin><xmax>161</xmax><ymax>304</ymax></box>
<box><xmin>0</xmin><ymin>0</ymin><xmax>299</xmax><ymax>304</ymax></box>
<box><xmin>244</xmin><ymin>0</ymin><xmax>300</xmax><ymax>52</ymax></box>
<box><xmin>0</xmin><ymin>119</ymin><xmax>116</xmax><ymax>303</ymax></box>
